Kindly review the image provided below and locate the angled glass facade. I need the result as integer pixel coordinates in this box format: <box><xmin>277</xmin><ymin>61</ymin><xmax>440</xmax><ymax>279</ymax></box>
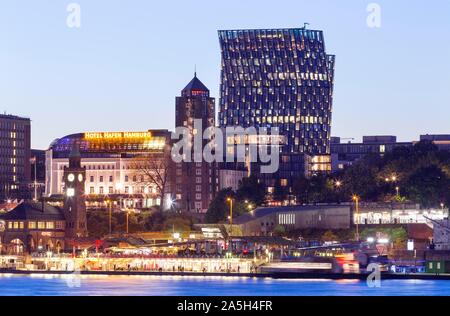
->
<box><xmin>218</xmin><ymin>28</ymin><xmax>335</xmax><ymax>155</ymax></box>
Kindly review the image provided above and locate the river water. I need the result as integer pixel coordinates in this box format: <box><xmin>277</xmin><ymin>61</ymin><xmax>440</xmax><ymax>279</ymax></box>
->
<box><xmin>0</xmin><ymin>274</ymin><xmax>449</xmax><ymax>296</ymax></box>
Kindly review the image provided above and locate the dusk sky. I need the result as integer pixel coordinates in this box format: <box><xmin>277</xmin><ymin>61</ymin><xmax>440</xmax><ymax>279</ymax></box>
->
<box><xmin>1</xmin><ymin>0</ymin><xmax>449</xmax><ymax>149</ymax></box>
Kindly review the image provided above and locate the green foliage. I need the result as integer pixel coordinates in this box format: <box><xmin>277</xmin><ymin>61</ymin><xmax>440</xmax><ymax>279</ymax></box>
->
<box><xmin>321</xmin><ymin>230</ymin><xmax>339</xmax><ymax>242</ymax></box>
<box><xmin>272</xmin><ymin>179</ymin><xmax>287</xmax><ymax>202</ymax></box>
<box><xmin>292</xmin><ymin>140</ymin><xmax>450</xmax><ymax>207</ymax></box>
<box><xmin>360</xmin><ymin>227</ymin><xmax>408</xmax><ymax>243</ymax></box>
<box><xmin>236</xmin><ymin>175</ymin><xmax>266</xmax><ymax>206</ymax></box>
<box><xmin>205</xmin><ymin>176</ymin><xmax>266</xmax><ymax>224</ymax></box>
<box><xmin>86</xmin><ymin>209</ymin><xmax>195</xmax><ymax>237</ymax></box>
<box><xmin>205</xmin><ymin>188</ymin><xmax>235</xmax><ymax>224</ymax></box>
<box><xmin>162</xmin><ymin>212</ymin><xmax>193</xmax><ymax>232</ymax></box>
<box><xmin>273</xmin><ymin>225</ymin><xmax>286</xmax><ymax>236</ymax></box>
<box><xmin>406</xmin><ymin>165</ymin><xmax>450</xmax><ymax>208</ymax></box>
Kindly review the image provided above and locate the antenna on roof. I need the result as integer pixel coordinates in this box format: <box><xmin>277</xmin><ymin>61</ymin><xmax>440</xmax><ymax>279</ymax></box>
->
<box><xmin>302</xmin><ymin>22</ymin><xmax>310</xmax><ymax>29</ymax></box>
<box><xmin>194</xmin><ymin>64</ymin><xmax>197</xmax><ymax>77</ymax></box>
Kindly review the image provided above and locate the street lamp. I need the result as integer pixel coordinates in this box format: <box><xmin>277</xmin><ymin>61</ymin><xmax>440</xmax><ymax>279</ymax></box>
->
<box><xmin>395</xmin><ymin>186</ymin><xmax>400</xmax><ymax>197</ymax></box>
<box><xmin>226</xmin><ymin>198</ymin><xmax>233</xmax><ymax>233</ymax></box>
<box><xmin>352</xmin><ymin>195</ymin><xmax>360</xmax><ymax>242</ymax></box>
<box><xmin>335</xmin><ymin>180</ymin><xmax>342</xmax><ymax>203</ymax></box>
<box><xmin>226</xmin><ymin>197</ymin><xmax>233</xmax><ymax>253</ymax></box>
<box><xmin>126</xmin><ymin>209</ymin><xmax>131</xmax><ymax>235</ymax></box>
<box><xmin>244</xmin><ymin>200</ymin><xmax>254</xmax><ymax>211</ymax></box>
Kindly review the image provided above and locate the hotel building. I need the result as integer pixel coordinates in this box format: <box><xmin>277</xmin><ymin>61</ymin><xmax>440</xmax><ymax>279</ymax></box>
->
<box><xmin>45</xmin><ymin>130</ymin><xmax>174</xmax><ymax>209</ymax></box>
<box><xmin>0</xmin><ymin>114</ymin><xmax>31</xmax><ymax>200</ymax></box>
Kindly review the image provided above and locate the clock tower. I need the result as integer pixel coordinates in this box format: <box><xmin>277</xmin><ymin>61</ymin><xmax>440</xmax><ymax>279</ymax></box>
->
<box><xmin>63</xmin><ymin>144</ymin><xmax>88</xmax><ymax>238</ymax></box>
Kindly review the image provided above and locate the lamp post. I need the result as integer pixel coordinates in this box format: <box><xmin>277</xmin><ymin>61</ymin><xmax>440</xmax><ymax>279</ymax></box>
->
<box><xmin>244</xmin><ymin>200</ymin><xmax>254</xmax><ymax>211</ymax></box>
<box><xmin>227</xmin><ymin>198</ymin><xmax>233</xmax><ymax>234</ymax></box>
<box><xmin>33</xmin><ymin>157</ymin><xmax>37</xmax><ymax>201</ymax></box>
<box><xmin>108</xmin><ymin>199</ymin><xmax>112</xmax><ymax>235</ymax></box>
<box><xmin>227</xmin><ymin>197</ymin><xmax>233</xmax><ymax>254</ymax></box>
<box><xmin>335</xmin><ymin>180</ymin><xmax>342</xmax><ymax>203</ymax></box>
<box><xmin>352</xmin><ymin>195</ymin><xmax>360</xmax><ymax>242</ymax></box>
<box><xmin>115</xmin><ymin>182</ymin><xmax>123</xmax><ymax>209</ymax></box>
<box><xmin>126</xmin><ymin>209</ymin><xmax>131</xmax><ymax>235</ymax></box>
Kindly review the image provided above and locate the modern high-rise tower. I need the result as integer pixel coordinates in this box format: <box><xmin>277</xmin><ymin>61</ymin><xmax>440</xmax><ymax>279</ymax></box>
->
<box><xmin>218</xmin><ymin>28</ymin><xmax>335</xmax><ymax>156</ymax></box>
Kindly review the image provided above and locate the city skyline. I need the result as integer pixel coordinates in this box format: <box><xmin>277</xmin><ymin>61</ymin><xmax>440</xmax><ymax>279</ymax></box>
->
<box><xmin>2</xmin><ymin>0</ymin><xmax>450</xmax><ymax>149</ymax></box>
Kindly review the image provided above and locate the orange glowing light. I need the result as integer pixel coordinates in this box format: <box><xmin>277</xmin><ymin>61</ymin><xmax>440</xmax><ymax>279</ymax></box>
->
<box><xmin>84</xmin><ymin>131</ymin><xmax>152</xmax><ymax>140</ymax></box>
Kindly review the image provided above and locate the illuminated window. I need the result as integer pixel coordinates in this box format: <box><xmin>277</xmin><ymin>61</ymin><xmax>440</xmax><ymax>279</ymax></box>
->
<box><xmin>28</xmin><ymin>222</ymin><xmax>36</xmax><ymax>229</ymax></box>
<box><xmin>38</xmin><ymin>222</ymin><xmax>46</xmax><ymax>229</ymax></box>
<box><xmin>46</xmin><ymin>222</ymin><xmax>55</xmax><ymax>229</ymax></box>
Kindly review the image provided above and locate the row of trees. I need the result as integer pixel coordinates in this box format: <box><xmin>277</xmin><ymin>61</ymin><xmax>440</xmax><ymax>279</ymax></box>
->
<box><xmin>205</xmin><ymin>176</ymin><xmax>266</xmax><ymax>223</ymax></box>
<box><xmin>87</xmin><ymin>209</ymin><xmax>194</xmax><ymax>238</ymax></box>
<box><xmin>206</xmin><ymin>141</ymin><xmax>450</xmax><ymax>225</ymax></box>
<box><xmin>271</xmin><ymin>141</ymin><xmax>450</xmax><ymax>208</ymax></box>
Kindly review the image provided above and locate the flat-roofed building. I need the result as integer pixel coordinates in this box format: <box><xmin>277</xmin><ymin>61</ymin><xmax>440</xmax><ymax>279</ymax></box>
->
<box><xmin>45</xmin><ymin>130</ymin><xmax>175</xmax><ymax>210</ymax></box>
<box><xmin>331</xmin><ymin>136</ymin><xmax>412</xmax><ymax>173</ymax></box>
<box><xmin>0</xmin><ymin>114</ymin><xmax>31</xmax><ymax>200</ymax></box>
<box><xmin>232</xmin><ymin>205</ymin><xmax>351</xmax><ymax>236</ymax></box>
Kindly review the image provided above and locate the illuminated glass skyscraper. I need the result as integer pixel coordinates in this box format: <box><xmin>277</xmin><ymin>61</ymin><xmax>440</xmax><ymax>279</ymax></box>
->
<box><xmin>218</xmin><ymin>28</ymin><xmax>335</xmax><ymax>156</ymax></box>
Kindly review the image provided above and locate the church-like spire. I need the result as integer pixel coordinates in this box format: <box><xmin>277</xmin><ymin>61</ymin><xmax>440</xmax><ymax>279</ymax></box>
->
<box><xmin>181</xmin><ymin>73</ymin><xmax>209</xmax><ymax>97</ymax></box>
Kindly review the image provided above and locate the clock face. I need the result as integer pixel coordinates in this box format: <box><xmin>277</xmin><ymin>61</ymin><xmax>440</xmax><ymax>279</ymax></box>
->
<box><xmin>68</xmin><ymin>173</ymin><xmax>75</xmax><ymax>182</ymax></box>
<box><xmin>78</xmin><ymin>174</ymin><xmax>83</xmax><ymax>182</ymax></box>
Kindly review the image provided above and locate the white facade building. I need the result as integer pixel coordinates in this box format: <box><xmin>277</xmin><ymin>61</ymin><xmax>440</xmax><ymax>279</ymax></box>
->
<box><xmin>45</xmin><ymin>130</ymin><xmax>173</xmax><ymax>210</ymax></box>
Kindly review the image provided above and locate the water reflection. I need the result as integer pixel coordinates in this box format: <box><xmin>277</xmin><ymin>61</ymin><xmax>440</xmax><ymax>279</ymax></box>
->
<box><xmin>0</xmin><ymin>275</ymin><xmax>449</xmax><ymax>296</ymax></box>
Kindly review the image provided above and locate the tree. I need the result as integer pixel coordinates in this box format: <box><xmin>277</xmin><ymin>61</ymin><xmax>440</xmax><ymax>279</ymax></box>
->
<box><xmin>163</xmin><ymin>212</ymin><xmax>193</xmax><ymax>232</ymax></box>
<box><xmin>272</xmin><ymin>179</ymin><xmax>287</xmax><ymax>203</ymax></box>
<box><xmin>205</xmin><ymin>188</ymin><xmax>234</xmax><ymax>223</ymax></box>
<box><xmin>406</xmin><ymin>165</ymin><xmax>450</xmax><ymax>207</ymax></box>
<box><xmin>308</xmin><ymin>174</ymin><xmax>334</xmax><ymax>203</ymax></box>
<box><xmin>321</xmin><ymin>230</ymin><xmax>339</xmax><ymax>242</ymax></box>
<box><xmin>273</xmin><ymin>225</ymin><xmax>286</xmax><ymax>236</ymax></box>
<box><xmin>236</xmin><ymin>175</ymin><xmax>266</xmax><ymax>206</ymax></box>
<box><xmin>292</xmin><ymin>175</ymin><xmax>310</xmax><ymax>204</ymax></box>
<box><xmin>132</xmin><ymin>145</ymin><xmax>173</xmax><ymax>210</ymax></box>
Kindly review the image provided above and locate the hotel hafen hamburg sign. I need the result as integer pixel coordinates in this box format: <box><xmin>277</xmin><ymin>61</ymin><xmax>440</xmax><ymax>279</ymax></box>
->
<box><xmin>84</xmin><ymin>132</ymin><xmax>152</xmax><ymax>140</ymax></box>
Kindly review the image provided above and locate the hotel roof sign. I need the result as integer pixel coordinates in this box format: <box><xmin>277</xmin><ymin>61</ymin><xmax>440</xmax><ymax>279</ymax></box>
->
<box><xmin>84</xmin><ymin>132</ymin><xmax>152</xmax><ymax>140</ymax></box>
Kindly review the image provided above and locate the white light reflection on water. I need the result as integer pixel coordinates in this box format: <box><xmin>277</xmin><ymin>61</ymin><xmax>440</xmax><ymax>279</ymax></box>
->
<box><xmin>0</xmin><ymin>274</ymin><xmax>449</xmax><ymax>296</ymax></box>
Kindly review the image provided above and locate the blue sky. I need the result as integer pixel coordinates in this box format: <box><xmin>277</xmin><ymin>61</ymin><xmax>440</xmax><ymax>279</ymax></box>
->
<box><xmin>1</xmin><ymin>0</ymin><xmax>449</xmax><ymax>149</ymax></box>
